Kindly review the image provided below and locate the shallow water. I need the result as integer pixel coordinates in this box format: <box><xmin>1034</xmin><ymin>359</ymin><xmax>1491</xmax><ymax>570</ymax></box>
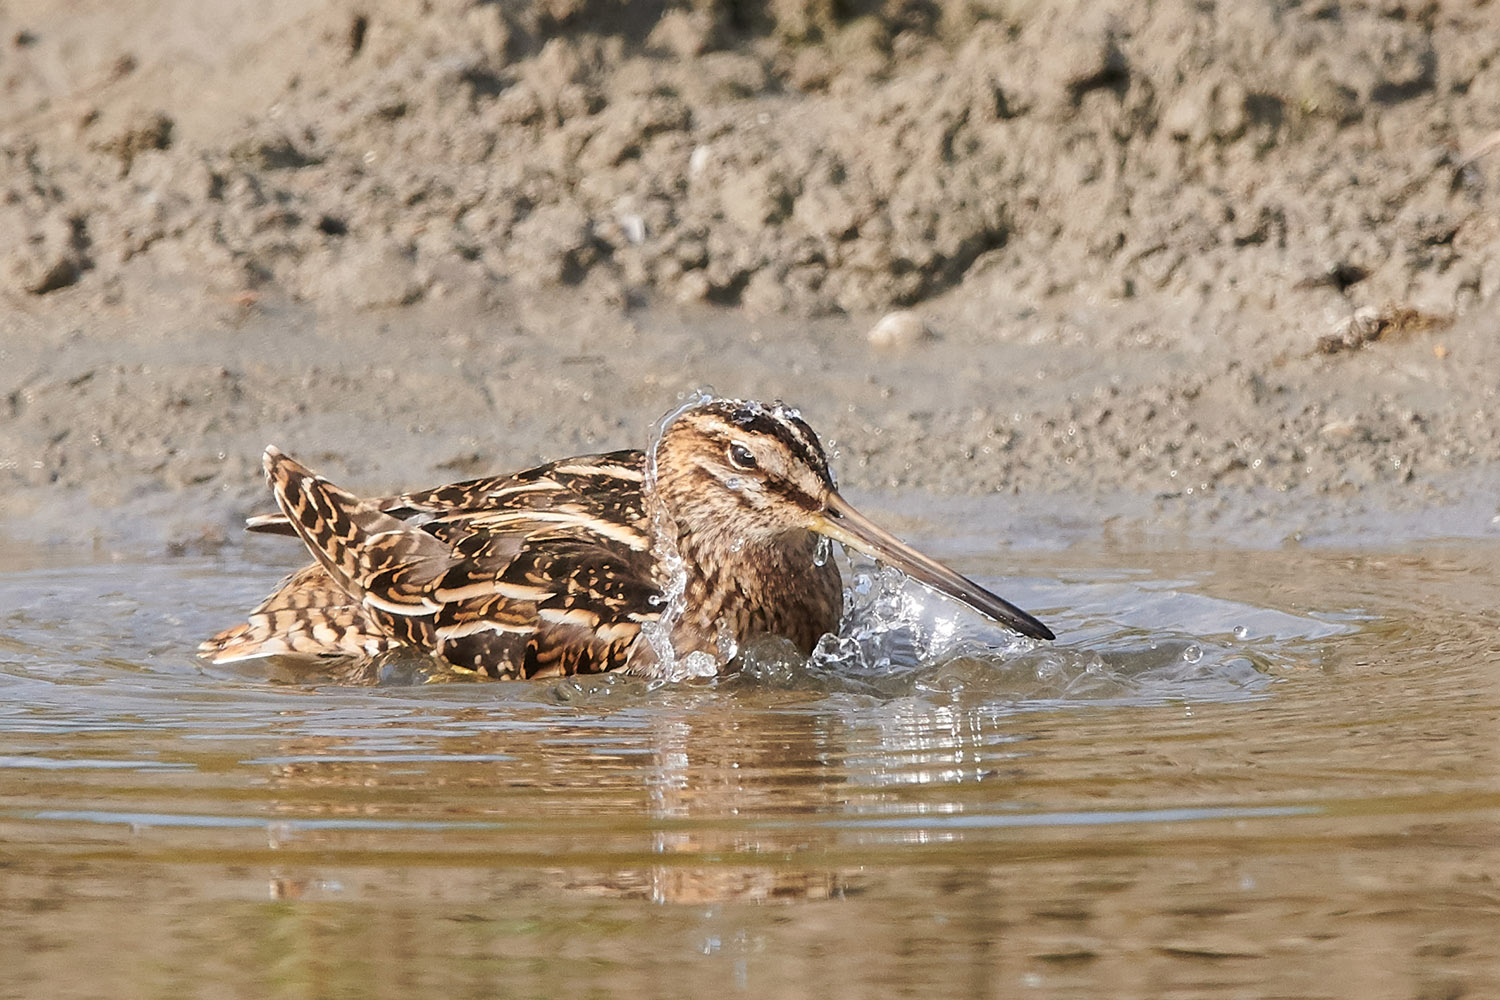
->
<box><xmin>2</xmin><ymin>536</ymin><xmax>1499</xmax><ymax>999</ymax></box>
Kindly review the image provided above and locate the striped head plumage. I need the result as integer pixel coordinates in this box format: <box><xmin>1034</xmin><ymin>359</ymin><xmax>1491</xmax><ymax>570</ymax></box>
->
<box><xmin>651</xmin><ymin>399</ymin><xmax>836</xmax><ymax>544</ymax></box>
<box><xmin>199</xmin><ymin>397</ymin><xmax>1054</xmax><ymax>682</ymax></box>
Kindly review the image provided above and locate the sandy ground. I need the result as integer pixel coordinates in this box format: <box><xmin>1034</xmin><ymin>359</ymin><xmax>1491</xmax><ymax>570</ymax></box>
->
<box><xmin>2</xmin><ymin>0</ymin><xmax>1499</xmax><ymax>555</ymax></box>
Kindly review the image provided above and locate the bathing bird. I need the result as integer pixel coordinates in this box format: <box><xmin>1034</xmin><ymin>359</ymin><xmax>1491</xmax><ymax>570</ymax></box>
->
<box><xmin>200</xmin><ymin>398</ymin><xmax>1053</xmax><ymax>679</ymax></box>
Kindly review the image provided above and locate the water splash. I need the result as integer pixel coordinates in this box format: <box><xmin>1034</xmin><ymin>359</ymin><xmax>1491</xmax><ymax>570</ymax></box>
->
<box><xmin>639</xmin><ymin>387</ymin><xmax>723</xmax><ymax>683</ymax></box>
<box><xmin>733</xmin><ymin>564</ymin><xmax>1289</xmax><ymax>707</ymax></box>
<box><xmin>714</xmin><ymin>617</ymin><xmax>740</xmax><ymax>664</ymax></box>
<box><xmin>1</xmin><ymin>540</ymin><xmax>1351</xmax><ymax>716</ymax></box>
<box><xmin>809</xmin><ymin>566</ymin><xmax>1034</xmax><ymax>677</ymax></box>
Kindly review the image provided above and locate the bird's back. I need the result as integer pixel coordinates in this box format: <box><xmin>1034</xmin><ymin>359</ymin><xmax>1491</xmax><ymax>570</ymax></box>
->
<box><xmin>201</xmin><ymin>449</ymin><xmax>669</xmax><ymax>679</ymax></box>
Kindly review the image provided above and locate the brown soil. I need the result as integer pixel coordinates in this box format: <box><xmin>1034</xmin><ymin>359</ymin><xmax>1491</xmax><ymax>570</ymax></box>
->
<box><xmin>2</xmin><ymin>0</ymin><xmax>1498</xmax><ymax>553</ymax></box>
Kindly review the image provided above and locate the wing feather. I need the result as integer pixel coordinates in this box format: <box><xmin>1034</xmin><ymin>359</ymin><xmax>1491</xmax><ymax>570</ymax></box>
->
<box><xmin>208</xmin><ymin>448</ymin><xmax>662</xmax><ymax>679</ymax></box>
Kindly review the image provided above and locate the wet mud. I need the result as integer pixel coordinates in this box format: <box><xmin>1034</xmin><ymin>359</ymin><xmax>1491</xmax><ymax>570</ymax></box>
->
<box><xmin>1</xmin><ymin>0</ymin><xmax>1498</xmax><ymax>552</ymax></box>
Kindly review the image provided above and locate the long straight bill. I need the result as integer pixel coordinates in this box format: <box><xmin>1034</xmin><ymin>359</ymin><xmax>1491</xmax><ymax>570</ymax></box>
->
<box><xmin>812</xmin><ymin>493</ymin><xmax>1055</xmax><ymax>641</ymax></box>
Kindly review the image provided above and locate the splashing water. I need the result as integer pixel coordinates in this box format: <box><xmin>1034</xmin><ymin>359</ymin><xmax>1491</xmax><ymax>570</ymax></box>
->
<box><xmin>639</xmin><ymin>387</ymin><xmax>724</xmax><ymax>684</ymax></box>
<box><xmin>812</xmin><ymin>565</ymin><xmax>1029</xmax><ymax>676</ymax></box>
<box><xmin>732</xmin><ymin>560</ymin><xmax>1295</xmax><ymax>707</ymax></box>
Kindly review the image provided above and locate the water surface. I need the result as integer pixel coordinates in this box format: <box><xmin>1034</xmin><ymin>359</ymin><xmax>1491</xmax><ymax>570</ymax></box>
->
<box><xmin>2</xmin><ymin>537</ymin><xmax>1498</xmax><ymax>999</ymax></box>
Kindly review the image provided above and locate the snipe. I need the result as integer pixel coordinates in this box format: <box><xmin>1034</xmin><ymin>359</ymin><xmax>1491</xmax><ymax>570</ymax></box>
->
<box><xmin>200</xmin><ymin>398</ymin><xmax>1053</xmax><ymax>679</ymax></box>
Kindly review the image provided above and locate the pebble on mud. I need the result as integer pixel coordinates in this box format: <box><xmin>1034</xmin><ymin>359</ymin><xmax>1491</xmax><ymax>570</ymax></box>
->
<box><xmin>1316</xmin><ymin>304</ymin><xmax>1453</xmax><ymax>355</ymax></box>
<box><xmin>867</xmin><ymin>310</ymin><xmax>933</xmax><ymax>348</ymax></box>
<box><xmin>1318</xmin><ymin>418</ymin><xmax>1365</xmax><ymax>445</ymax></box>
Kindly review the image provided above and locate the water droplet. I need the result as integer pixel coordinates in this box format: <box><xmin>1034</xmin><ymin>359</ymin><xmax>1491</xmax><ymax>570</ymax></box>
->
<box><xmin>641</xmin><ymin>396</ymin><xmax>715</xmax><ymax>678</ymax></box>
<box><xmin>1232</xmin><ymin>625</ymin><xmax>1249</xmax><ymax>640</ymax></box>
<box><xmin>677</xmin><ymin>650</ymin><xmax>720</xmax><ymax>681</ymax></box>
<box><xmin>1182</xmin><ymin>644</ymin><xmax>1203</xmax><ymax>663</ymax></box>
<box><xmin>715</xmin><ymin>618</ymin><xmax>739</xmax><ymax>663</ymax></box>
<box><xmin>812</xmin><ymin>535</ymin><xmax>831</xmax><ymax>566</ymax></box>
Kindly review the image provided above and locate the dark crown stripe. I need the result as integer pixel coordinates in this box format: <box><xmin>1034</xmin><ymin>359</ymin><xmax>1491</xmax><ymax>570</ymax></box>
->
<box><xmin>710</xmin><ymin>402</ymin><xmax>830</xmax><ymax>479</ymax></box>
<box><xmin>777</xmin><ymin>411</ymin><xmax>829</xmax><ymax>479</ymax></box>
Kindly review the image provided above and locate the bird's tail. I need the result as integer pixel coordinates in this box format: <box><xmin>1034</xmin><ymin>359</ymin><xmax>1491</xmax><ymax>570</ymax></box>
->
<box><xmin>261</xmin><ymin>446</ymin><xmax>452</xmax><ymax>616</ymax></box>
<box><xmin>197</xmin><ymin>564</ymin><xmax>394</xmax><ymax>663</ymax></box>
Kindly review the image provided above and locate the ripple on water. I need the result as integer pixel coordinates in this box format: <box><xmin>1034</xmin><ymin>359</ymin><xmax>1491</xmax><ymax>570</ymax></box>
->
<box><xmin>0</xmin><ymin>551</ymin><xmax>1347</xmax><ymax>720</ymax></box>
<box><xmin>1</xmin><ymin>541</ymin><xmax>1496</xmax><ymax>1000</ymax></box>
<box><xmin>730</xmin><ymin>563</ymin><xmax>1343</xmax><ymax>708</ymax></box>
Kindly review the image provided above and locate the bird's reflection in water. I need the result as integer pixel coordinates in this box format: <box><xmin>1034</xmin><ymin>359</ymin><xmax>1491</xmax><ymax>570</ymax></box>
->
<box><xmin>247</xmin><ymin>680</ymin><xmax>1037</xmax><ymax>904</ymax></box>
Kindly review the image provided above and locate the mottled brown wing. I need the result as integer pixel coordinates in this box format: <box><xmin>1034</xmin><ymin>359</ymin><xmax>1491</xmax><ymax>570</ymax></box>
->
<box><xmin>416</xmin><ymin>454</ymin><xmax>661</xmax><ymax>676</ymax></box>
<box><xmin>245</xmin><ymin>447</ymin><xmax>663</xmax><ymax>679</ymax></box>
<box><xmin>431</xmin><ymin>530</ymin><xmax>663</xmax><ymax>678</ymax></box>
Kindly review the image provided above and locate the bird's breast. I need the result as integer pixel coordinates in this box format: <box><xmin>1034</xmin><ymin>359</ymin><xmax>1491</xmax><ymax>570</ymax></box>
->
<box><xmin>675</xmin><ymin>530</ymin><xmax>843</xmax><ymax>658</ymax></box>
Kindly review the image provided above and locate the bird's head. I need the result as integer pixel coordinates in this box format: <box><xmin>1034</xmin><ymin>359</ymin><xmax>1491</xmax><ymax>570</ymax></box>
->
<box><xmin>651</xmin><ymin>398</ymin><xmax>1054</xmax><ymax>641</ymax></box>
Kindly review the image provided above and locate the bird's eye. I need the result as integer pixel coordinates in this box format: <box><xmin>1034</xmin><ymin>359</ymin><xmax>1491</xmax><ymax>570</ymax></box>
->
<box><xmin>727</xmin><ymin>443</ymin><xmax>758</xmax><ymax>470</ymax></box>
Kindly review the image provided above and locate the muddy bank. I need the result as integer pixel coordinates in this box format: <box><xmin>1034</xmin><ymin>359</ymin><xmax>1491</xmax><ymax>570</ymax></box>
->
<box><xmin>3</xmin><ymin>289</ymin><xmax>1497</xmax><ymax>555</ymax></box>
<box><xmin>6</xmin><ymin>0</ymin><xmax>1500</xmax><ymax>327</ymax></box>
<box><xmin>1</xmin><ymin>0</ymin><xmax>1498</xmax><ymax>554</ymax></box>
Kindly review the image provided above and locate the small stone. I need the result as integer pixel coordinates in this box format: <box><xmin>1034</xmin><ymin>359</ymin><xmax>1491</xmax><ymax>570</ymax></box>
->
<box><xmin>618</xmin><ymin>213</ymin><xmax>646</xmax><ymax>246</ymax></box>
<box><xmin>1318</xmin><ymin>418</ymin><xmax>1362</xmax><ymax>444</ymax></box>
<box><xmin>688</xmin><ymin>145</ymin><xmax>713</xmax><ymax>176</ymax></box>
<box><xmin>867</xmin><ymin>310</ymin><xmax>932</xmax><ymax>348</ymax></box>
